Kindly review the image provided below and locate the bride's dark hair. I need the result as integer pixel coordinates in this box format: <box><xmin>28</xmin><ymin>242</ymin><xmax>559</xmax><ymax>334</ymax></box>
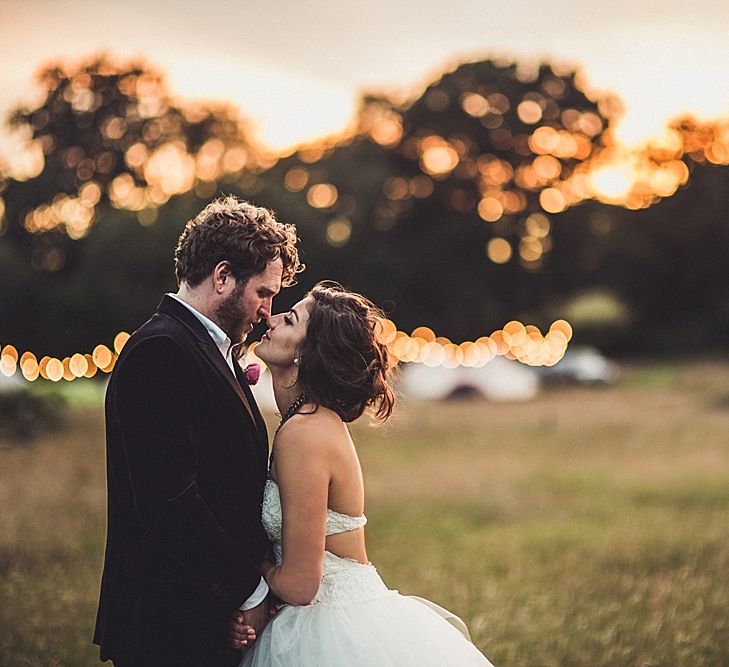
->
<box><xmin>296</xmin><ymin>281</ymin><xmax>395</xmax><ymax>423</ymax></box>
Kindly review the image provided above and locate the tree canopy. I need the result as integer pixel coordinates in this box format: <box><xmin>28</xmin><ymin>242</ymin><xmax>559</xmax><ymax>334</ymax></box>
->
<box><xmin>1</xmin><ymin>54</ymin><xmax>728</xmax><ymax>357</ymax></box>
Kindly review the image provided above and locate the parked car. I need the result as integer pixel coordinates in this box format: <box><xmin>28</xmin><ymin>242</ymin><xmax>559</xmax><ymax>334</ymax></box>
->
<box><xmin>537</xmin><ymin>346</ymin><xmax>620</xmax><ymax>385</ymax></box>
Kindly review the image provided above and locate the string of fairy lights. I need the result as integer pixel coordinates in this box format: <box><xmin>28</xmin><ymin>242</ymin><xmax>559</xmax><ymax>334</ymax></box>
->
<box><xmin>0</xmin><ymin>332</ymin><xmax>131</xmax><ymax>383</ymax></box>
<box><xmin>0</xmin><ymin>319</ymin><xmax>572</xmax><ymax>383</ymax></box>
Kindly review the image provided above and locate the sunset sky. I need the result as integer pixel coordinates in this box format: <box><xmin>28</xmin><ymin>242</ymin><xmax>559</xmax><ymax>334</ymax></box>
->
<box><xmin>1</xmin><ymin>0</ymin><xmax>728</xmax><ymax>154</ymax></box>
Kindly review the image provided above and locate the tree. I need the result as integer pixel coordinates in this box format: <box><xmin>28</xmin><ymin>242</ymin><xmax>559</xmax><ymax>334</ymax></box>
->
<box><xmin>245</xmin><ymin>59</ymin><xmax>618</xmax><ymax>340</ymax></box>
<box><xmin>0</xmin><ymin>54</ymin><xmax>264</xmax><ymax>272</ymax></box>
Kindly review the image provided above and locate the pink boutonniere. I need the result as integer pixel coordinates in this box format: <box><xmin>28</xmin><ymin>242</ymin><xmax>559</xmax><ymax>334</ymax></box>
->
<box><xmin>243</xmin><ymin>362</ymin><xmax>261</xmax><ymax>385</ymax></box>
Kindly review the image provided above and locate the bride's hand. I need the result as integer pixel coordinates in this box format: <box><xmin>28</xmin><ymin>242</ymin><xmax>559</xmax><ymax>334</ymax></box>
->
<box><xmin>229</xmin><ymin>610</ymin><xmax>256</xmax><ymax>649</ymax></box>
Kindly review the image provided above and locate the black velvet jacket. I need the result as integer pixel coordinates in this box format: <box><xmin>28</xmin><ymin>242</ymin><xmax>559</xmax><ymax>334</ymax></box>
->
<box><xmin>93</xmin><ymin>295</ymin><xmax>270</xmax><ymax>666</ymax></box>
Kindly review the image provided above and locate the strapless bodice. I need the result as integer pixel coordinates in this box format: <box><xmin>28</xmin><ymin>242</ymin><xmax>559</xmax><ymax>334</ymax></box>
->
<box><xmin>261</xmin><ymin>479</ymin><xmax>387</xmax><ymax>606</ymax></box>
<box><xmin>262</xmin><ymin>478</ymin><xmax>367</xmax><ymax>544</ymax></box>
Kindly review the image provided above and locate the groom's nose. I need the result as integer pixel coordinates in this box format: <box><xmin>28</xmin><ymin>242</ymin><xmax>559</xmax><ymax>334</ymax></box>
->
<box><xmin>258</xmin><ymin>299</ymin><xmax>272</xmax><ymax>320</ymax></box>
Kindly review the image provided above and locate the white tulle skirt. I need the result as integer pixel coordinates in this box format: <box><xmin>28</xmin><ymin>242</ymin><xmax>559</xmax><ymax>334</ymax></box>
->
<box><xmin>241</xmin><ymin>554</ymin><xmax>494</xmax><ymax>667</ymax></box>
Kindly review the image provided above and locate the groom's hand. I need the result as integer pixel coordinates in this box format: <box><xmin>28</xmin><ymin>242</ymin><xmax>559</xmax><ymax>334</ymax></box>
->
<box><xmin>243</xmin><ymin>599</ymin><xmax>270</xmax><ymax>636</ymax></box>
<box><xmin>229</xmin><ymin>610</ymin><xmax>256</xmax><ymax>649</ymax></box>
<box><xmin>229</xmin><ymin>599</ymin><xmax>270</xmax><ymax>648</ymax></box>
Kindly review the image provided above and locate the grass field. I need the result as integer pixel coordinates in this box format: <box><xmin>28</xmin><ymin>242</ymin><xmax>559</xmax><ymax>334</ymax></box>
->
<box><xmin>1</xmin><ymin>360</ymin><xmax>729</xmax><ymax>666</ymax></box>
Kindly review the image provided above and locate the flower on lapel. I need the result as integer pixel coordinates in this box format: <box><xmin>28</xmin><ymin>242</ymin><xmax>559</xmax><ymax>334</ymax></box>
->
<box><xmin>243</xmin><ymin>362</ymin><xmax>261</xmax><ymax>385</ymax></box>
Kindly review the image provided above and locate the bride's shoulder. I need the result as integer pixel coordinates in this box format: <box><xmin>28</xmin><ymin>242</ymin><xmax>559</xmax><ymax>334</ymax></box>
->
<box><xmin>275</xmin><ymin>405</ymin><xmax>347</xmax><ymax>461</ymax></box>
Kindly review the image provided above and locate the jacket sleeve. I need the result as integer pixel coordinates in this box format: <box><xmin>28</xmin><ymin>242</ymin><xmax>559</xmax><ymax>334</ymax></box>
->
<box><xmin>113</xmin><ymin>335</ymin><xmax>261</xmax><ymax>611</ymax></box>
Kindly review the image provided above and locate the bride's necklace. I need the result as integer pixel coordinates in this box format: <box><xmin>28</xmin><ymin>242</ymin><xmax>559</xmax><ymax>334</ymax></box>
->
<box><xmin>275</xmin><ymin>393</ymin><xmax>307</xmax><ymax>437</ymax></box>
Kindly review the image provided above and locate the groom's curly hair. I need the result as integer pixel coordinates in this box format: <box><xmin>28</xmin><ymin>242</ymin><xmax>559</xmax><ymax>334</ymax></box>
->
<box><xmin>297</xmin><ymin>281</ymin><xmax>395</xmax><ymax>423</ymax></box>
<box><xmin>174</xmin><ymin>195</ymin><xmax>304</xmax><ymax>287</ymax></box>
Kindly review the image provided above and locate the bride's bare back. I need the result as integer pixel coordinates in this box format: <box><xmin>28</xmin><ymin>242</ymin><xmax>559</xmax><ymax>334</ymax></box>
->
<box><xmin>269</xmin><ymin>405</ymin><xmax>368</xmax><ymax>588</ymax></box>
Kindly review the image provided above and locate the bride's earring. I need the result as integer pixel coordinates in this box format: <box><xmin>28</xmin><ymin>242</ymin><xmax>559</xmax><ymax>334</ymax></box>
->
<box><xmin>283</xmin><ymin>355</ymin><xmax>300</xmax><ymax>388</ymax></box>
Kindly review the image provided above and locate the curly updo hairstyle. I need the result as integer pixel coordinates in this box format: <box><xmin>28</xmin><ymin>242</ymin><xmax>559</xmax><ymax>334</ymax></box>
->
<box><xmin>297</xmin><ymin>282</ymin><xmax>395</xmax><ymax>423</ymax></box>
<box><xmin>174</xmin><ymin>195</ymin><xmax>304</xmax><ymax>288</ymax></box>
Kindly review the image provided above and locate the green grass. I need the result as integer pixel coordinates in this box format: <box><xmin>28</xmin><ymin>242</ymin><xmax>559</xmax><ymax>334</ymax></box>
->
<box><xmin>2</xmin><ymin>361</ymin><xmax>729</xmax><ymax>665</ymax></box>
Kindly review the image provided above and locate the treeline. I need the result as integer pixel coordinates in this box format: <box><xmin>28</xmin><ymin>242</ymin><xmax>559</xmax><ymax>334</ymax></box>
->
<box><xmin>1</xmin><ymin>55</ymin><xmax>727</xmax><ymax>357</ymax></box>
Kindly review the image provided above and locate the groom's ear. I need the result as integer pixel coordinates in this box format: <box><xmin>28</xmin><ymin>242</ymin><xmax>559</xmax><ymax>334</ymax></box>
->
<box><xmin>213</xmin><ymin>260</ymin><xmax>233</xmax><ymax>292</ymax></box>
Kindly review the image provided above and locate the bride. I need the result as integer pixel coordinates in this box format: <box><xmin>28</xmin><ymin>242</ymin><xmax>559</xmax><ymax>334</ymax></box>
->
<box><xmin>234</xmin><ymin>281</ymin><xmax>495</xmax><ymax>666</ymax></box>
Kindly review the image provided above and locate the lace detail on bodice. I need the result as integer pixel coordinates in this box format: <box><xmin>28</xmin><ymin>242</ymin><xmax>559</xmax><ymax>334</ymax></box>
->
<box><xmin>262</xmin><ymin>479</ymin><xmax>367</xmax><ymax>546</ymax></box>
<box><xmin>261</xmin><ymin>479</ymin><xmax>388</xmax><ymax>606</ymax></box>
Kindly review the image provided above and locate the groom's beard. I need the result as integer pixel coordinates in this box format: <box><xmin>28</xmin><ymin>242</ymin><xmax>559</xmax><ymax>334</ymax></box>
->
<box><xmin>215</xmin><ymin>284</ymin><xmax>252</xmax><ymax>345</ymax></box>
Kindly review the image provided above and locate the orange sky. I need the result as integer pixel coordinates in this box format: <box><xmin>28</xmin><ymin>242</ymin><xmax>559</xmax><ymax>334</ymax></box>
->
<box><xmin>1</xmin><ymin>0</ymin><xmax>728</xmax><ymax>153</ymax></box>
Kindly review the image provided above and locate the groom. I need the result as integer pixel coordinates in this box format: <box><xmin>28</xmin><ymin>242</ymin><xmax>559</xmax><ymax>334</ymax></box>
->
<box><xmin>94</xmin><ymin>196</ymin><xmax>303</xmax><ymax>666</ymax></box>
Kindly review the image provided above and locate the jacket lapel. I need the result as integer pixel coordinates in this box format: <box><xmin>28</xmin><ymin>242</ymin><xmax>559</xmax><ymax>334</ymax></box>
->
<box><xmin>232</xmin><ymin>360</ymin><xmax>270</xmax><ymax>470</ymax></box>
<box><xmin>157</xmin><ymin>296</ymin><xmax>262</xmax><ymax>435</ymax></box>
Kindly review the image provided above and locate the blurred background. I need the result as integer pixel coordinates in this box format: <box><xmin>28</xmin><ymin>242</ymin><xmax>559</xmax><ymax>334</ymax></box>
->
<box><xmin>1</xmin><ymin>1</ymin><xmax>728</xmax><ymax>665</ymax></box>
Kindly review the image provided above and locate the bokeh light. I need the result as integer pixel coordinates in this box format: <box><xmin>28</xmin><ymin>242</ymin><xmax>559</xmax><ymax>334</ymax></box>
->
<box><xmin>487</xmin><ymin>238</ymin><xmax>513</xmax><ymax>264</ymax></box>
<box><xmin>325</xmin><ymin>218</ymin><xmax>352</xmax><ymax>247</ymax></box>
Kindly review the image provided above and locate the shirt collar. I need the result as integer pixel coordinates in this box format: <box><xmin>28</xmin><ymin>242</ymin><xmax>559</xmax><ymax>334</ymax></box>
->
<box><xmin>167</xmin><ymin>292</ymin><xmax>232</xmax><ymax>356</ymax></box>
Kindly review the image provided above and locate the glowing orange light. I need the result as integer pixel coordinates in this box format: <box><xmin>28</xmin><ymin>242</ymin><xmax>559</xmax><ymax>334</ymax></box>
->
<box><xmin>114</xmin><ymin>332</ymin><xmax>131</xmax><ymax>355</ymax></box>
<box><xmin>517</xmin><ymin>100</ymin><xmax>543</xmax><ymax>124</ymax></box>
<box><xmin>550</xmin><ymin>319</ymin><xmax>573</xmax><ymax>341</ymax></box>
<box><xmin>461</xmin><ymin>93</ymin><xmax>490</xmax><ymax>117</ymax></box>
<box><xmin>144</xmin><ymin>143</ymin><xmax>196</xmax><ymax>197</ymax></box>
<box><xmin>442</xmin><ymin>343</ymin><xmax>463</xmax><ymax>369</ymax></box>
<box><xmin>325</xmin><ymin>218</ymin><xmax>351</xmax><ymax>247</ymax></box>
<box><xmin>589</xmin><ymin>162</ymin><xmax>634</xmax><ymax>201</ymax></box>
<box><xmin>21</xmin><ymin>356</ymin><xmax>40</xmax><ymax>381</ymax></box>
<box><xmin>383</xmin><ymin>177</ymin><xmax>410</xmax><ymax>200</ymax></box>
<box><xmin>390</xmin><ymin>333</ymin><xmax>420</xmax><ymax>363</ymax></box>
<box><xmin>84</xmin><ymin>354</ymin><xmax>98</xmax><ymax>378</ymax></box>
<box><xmin>487</xmin><ymin>93</ymin><xmax>510</xmax><ymax>113</ymax></box>
<box><xmin>519</xmin><ymin>237</ymin><xmax>543</xmax><ymax>262</ymax></box>
<box><xmin>476</xmin><ymin>336</ymin><xmax>497</xmax><ymax>357</ymax></box>
<box><xmin>533</xmin><ymin>155</ymin><xmax>562</xmax><ymax>182</ymax></box>
<box><xmin>503</xmin><ymin>190</ymin><xmax>526</xmax><ymax>214</ymax></box>
<box><xmin>281</xmin><ymin>167</ymin><xmax>307</xmax><ymax>193</ymax></box>
<box><xmin>307</xmin><ymin>183</ymin><xmax>338</xmax><ymax>209</ymax></box>
<box><xmin>125</xmin><ymin>142</ymin><xmax>148</xmax><ymax>168</ymax></box>
<box><xmin>0</xmin><ymin>356</ymin><xmax>17</xmax><ymax>377</ymax></box>
<box><xmin>579</xmin><ymin>112</ymin><xmax>603</xmax><ymax>137</ymax></box>
<box><xmin>459</xmin><ymin>341</ymin><xmax>481</xmax><ymax>367</ymax></box>
<box><xmin>411</xmin><ymin>326</ymin><xmax>436</xmax><ymax>343</ymax></box>
<box><xmin>62</xmin><ymin>358</ymin><xmax>75</xmax><ymax>381</ymax></box>
<box><xmin>93</xmin><ymin>344</ymin><xmax>113</xmax><ymax>368</ymax></box>
<box><xmin>417</xmin><ymin>342</ymin><xmax>440</xmax><ymax>367</ymax></box>
<box><xmin>409</xmin><ymin>175</ymin><xmax>434</xmax><ymax>199</ymax></box>
<box><xmin>529</xmin><ymin>126</ymin><xmax>559</xmax><ymax>154</ymax></box>
<box><xmin>369</xmin><ymin>117</ymin><xmax>403</xmax><ymax>147</ymax></box>
<box><xmin>46</xmin><ymin>358</ymin><xmax>64</xmax><ymax>382</ymax></box>
<box><xmin>539</xmin><ymin>187</ymin><xmax>567</xmax><ymax>213</ymax></box>
<box><xmin>79</xmin><ymin>181</ymin><xmax>102</xmax><ymax>206</ymax></box>
<box><xmin>7</xmin><ymin>310</ymin><xmax>575</xmax><ymax>377</ymax></box>
<box><xmin>69</xmin><ymin>353</ymin><xmax>89</xmax><ymax>378</ymax></box>
<box><xmin>477</xmin><ymin>197</ymin><xmax>503</xmax><ymax>222</ymax></box>
<box><xmin>420</xmin><ymin>137</ymin><xmax>459</xmax><ymax>177</ymax></box>
<box><xmin>374</xmin><ymin>319</ymin><xmax>397</xmax><ymax>345</ymax></box>
<box><xmin>487</xmin><ymin>238</ymin><xmax>512</xmax><ymax>264</ymax></box>
<box><xmin>526</xmin><ymin>213</ymin><xmax>550</xmax><ymax>237</ymax></box>
<box><xmin>502</xmin><ymin>321</ymin><xmax>527</xmax><ymax>347</ymax></box>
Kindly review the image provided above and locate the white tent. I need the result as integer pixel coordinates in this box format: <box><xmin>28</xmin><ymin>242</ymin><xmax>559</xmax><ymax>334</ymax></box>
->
<box><xmin>250</xmin><ymin>355</ymin><xmax>540</xmax><ymax>410</ymax></box>
<box><xmin>399</xmin><ymin>357</ymin><xmax>539</xmax><ymax>402</ymax></box>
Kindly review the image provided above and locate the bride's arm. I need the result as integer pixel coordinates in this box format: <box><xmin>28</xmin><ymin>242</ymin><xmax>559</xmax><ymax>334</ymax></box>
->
<box><xmin>263</xmin><ymin>417</ymin><xmax>330</xmax><ymax>606</ymax></box>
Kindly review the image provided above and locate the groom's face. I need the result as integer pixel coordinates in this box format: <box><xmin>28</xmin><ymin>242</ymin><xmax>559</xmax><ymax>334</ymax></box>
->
<box><xmin>215</xmin><ymin>258</ymin><xmax>284</xmax><ymax>343</ymax></box>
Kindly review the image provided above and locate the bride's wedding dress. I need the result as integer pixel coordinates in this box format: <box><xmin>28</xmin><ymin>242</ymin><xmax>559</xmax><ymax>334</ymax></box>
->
<box><xmin>241</xmin><ymin>479</ymin><xmax>494</xmax><ymax>666</ymax></box>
